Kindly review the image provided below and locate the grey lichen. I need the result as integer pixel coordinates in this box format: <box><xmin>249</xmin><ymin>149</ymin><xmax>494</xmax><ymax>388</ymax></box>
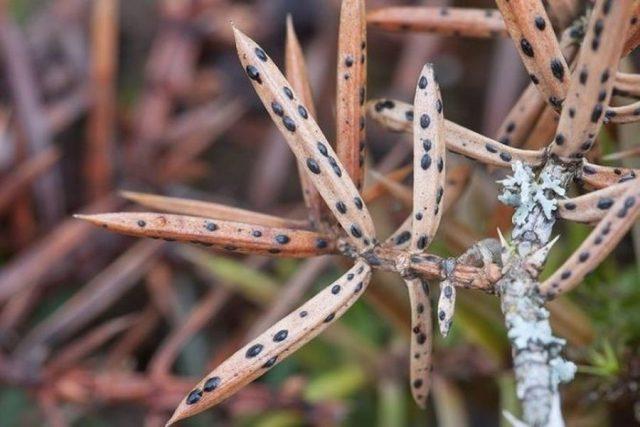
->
<box><xmin>499</xmin><ymin>161</ymin><xmax>565</xmax><ymax>227</ymax></box>
<box><xmin>498</xmin><ymin>259</ymin><xmax>576</xmax><ymax>427</ymax></box>
<box><xmin>499</xmin><ymin>162</ymin><xmax>568</xmax><ymax>256</ymax></box>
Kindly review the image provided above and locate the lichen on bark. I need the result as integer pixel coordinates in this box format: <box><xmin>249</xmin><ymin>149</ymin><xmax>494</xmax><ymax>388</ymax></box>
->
<box><xmin>497</xmin><ymin>161</ymin><xmax>576</xmax><ymax>427</ymax></box>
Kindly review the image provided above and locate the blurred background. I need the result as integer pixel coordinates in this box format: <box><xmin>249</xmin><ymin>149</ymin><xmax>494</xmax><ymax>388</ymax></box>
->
<box><xmin>1</xmin><ymin>0</ymin><xmax>640</xmax><ymax>425</ymax></box>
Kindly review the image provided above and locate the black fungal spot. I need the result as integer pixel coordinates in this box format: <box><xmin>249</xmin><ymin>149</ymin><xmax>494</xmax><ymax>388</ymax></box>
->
<box><xmin>283</xmin><ymin>116</ymin><xmax>296</xmax><ymax>132</ymax></box>
<box><xmin>360</xmin><ymin>87</ymin><xmax>366</xmax><ymax>105</ymax></box>
<box><xmin>411</xmin><ymin>233</ymin><xmax>427</xmax><ymax>250</ymax></box>
<box><xmin>205</xmin><ymin>222</ymin><xmax>218</xmax><ymax>232</ymax></box>
<box><xmin>306</xmin><ymin>158</ymin><xmax>321</xmax><ymax>174</ymax></box>
<box><xmin>255</xmin><ymin>47</ymin><xmax>268</xmax><ymax>62</ymax></box>
<box><xmin>354</xmin><ymin>282</ymin><xmax>363</xmax><ymax>293</ymax></box>
<box><xmin>283</xmin><ymin>86</ymin><xmax>294</xmax><ymax>100</ymax></box>
<box><xmin>579</xmin><ymin>252</ymin><xmax>590</xmax><ymax>262</ymax></box>
<box><xmin>395</xmin><ymin>231</ymin><xmax>411</xmax><ymax>245</ymax></box>
<box><xmin>444</xmin><ymin>286</ymin><xmax>452</xmax><ymax>298</ymax></box>
<box><xmin>582</xmin><ymin>165</ymin><xmax>596</xmax><ymax>175</ymax></box>
<box><xmin>317</xmin><ymin>142</ymin><xmax>328</xmax><ymax>156</ymax></box>
<box><xmin>275</xmin><ymin>234</ymin><xmax>290</xmax><ymax>244</ymax></box>
<box><xmin>579</xmin><ymin>69</ymin><xmax>588</xmax><ymax>84</ymax></box>
<box><xmin>298</xmin><ymin>105</ymin><xmax>308</xmax><ymax>119</ymax></box>
<box><xmin>439</xmin><ymin>310</ymin><xmax>446</xmax><ymax>321</ymax></box>
<box><xmin>246</xmin><ymin>65</ymin><xmax>262</xmax><ymax>83</ymax></box>
<box><xmin>591</xmin><ymin>103</ymin><xmax>602</xmax><ymax>124</ymax></box>
<box><xmin>271</xmin><ymin>101</ymin><xmax>284</xmax><ymax>117</ymax></box>
<box><xmin>598</xmin><ymin>90</ymin><xmax>607</xmax><ymax>102</ymax></box>
<box><xmin>500</xmin><ymin>152</ymin><xmax>513</xmax><ymax>162</ymax></box>
<box><xmin>485</xmin><ymin>143</ymin><xmax>498</xmax><ymax>153</ymax></box>
<box><xmin>534</xmin><ymin>16</ymin><xmax>546</xmax><ymax>30</ymax></box>
<box><xmin>413</xmin><ymin>379</ymin><xmax>423</xmax><ymax>388</ymax></box>
<box><xmin>423</xmin><ymin>139</ymin><xmax>432</xmax><ymax>151</ymax></box>
<box><xmin>436</xmin><ymin>99</ymin><xmax>443</xmax><ymax>113</ymax></box>
<box><xmin>420</xmin><ymin>114</ymin><xmax>430</xmax><ymax>129</ymax></box>
<box><xmin>345</xmin><ymin>55</ymin><xmax>354</xmax><ymax>67</ymax></box>
<box><xmin>300</xmin><ymin>311</ymin><xmax>308</xmax><ymax>317</ymax></box>
<box><xmin>252</xmin><ymin>230</ymin><xmax>263</xmax><ymax>238</ymax></box>
<box><xmin>437</xmin><ymin>157</ymin><xmax>444</xmax><ymax>172</ymax></box>
<box><xmin>336</xmin><ymin>201</ymin><xmax>347</xmax><ymax>214</ymax></box>
<box><xmin>417</xmin><ymin>333</ymin><xmax>427</xmax><ymax>344</ymax></box>
<box><xmin>273</xmin><ymin>330</ymin><xmax>288</xmax><ymax>342</ymax></box>
<box><xmin>137</xmin><ymin>220</ymin><xmax>146</xmax><ymax>228</ymax></box>
<box><xmin>550</xmin><ymin>59</ymin><xmax>564</xmax><ymax>81</ymax></box>
<box><xmin>530</xmin><ymin>74</ymin><xmax>540</xmax><ymax>84</ymax></box>
<box><xmin>203</xmin><ymin>377</ymin><xmax>221</xmax><ymax>392</ymax></box>
<box><xmin>350</xmin><ymin>225</ymin><xmax>363</xmax><ymax>238</ymax></box>
<box><xmin>421</xmin><ymin>154</ymin><xmax>432</xmax><ymax>170</ymax></box>
<box><xmin>418</xmin><ymin>76</ymin><xmax>428</xmax><ymax>89</ymax></box>
<box><xmin>549</xmin><ymin>96</ymin><xmax>562</xmax><ymax>108</ymax></box>
<box><xmin>565</xmin><ymin>202</ymin><xmax>576</xmax><ymax>210</ymax></box>
<box><xmin>625</xmin><ymin>197</ymin><xmax>636</xmax><ymax>209</ymax></box>
<box><xmin>186</xmin><ymin>389</ymin><xmax>203</xmax><ymax>405</ymax></box>
<box><xmin>596</xmin><ymin>197</ymin><xmax>613</xmax><ymax>210</ymax></box>
<box><xmin>327</xmin><ymin>156</ymin><xmax>342</xmax><ymax>177</ymax></box>
<box><xmin>405</xmin><ymin>110</ymin><xmax>414</xmax><ymax>121</ymax></box>
<box><xmin>324</xmin><ymin>313</ymin><xmax>335</xmax><ymax>323</ymax></box>
<box><xmin>417</xmin><ymin>303</ymin><xmax>424</xmax><ymax>314</ymax></box>
<box><xmin>246</xmin><ymin>344</ymin><xmax>264</xmax><ymax>358</ymax></box>
<box><xmin>415</xmin><ymin>212</ymin><xmax>423</xmax><ymax>220</ymax></box>
<box><xmin>331</xmin><ymin>285</ymin><xmax>341</xmax><ymax>295</ymax></box>
<box><xmin>316</xmin><ymin>238</ymin><xmax>328</xmax><ymax>249</ymax></box>
<box><xmin>520</xmin><ymin>38</ymin><xmax>534</xmax><ymax>57</ymax></box>
<box><xmin>560</xmin><ymin>271</ymin><xmax>571</xmax><ymax>280</ymax></box>
<box><xmin>262</xmin><ymin>356</ymin><xmax>278</xmax><ymax>369</ymax></box>
<box><xmin>594</xmin><ymin>19</ymin><xmax>604</xmax><ymax>36</ymax></box>
<box><xmin>354</xmin><ymin>197</ymin><xmax>363</xmax><ymax>210</ymax></box>
<box><xmin>555</xmin><ymin>134</ymin><xmax>565</xmax><ymax>145</ymax></box>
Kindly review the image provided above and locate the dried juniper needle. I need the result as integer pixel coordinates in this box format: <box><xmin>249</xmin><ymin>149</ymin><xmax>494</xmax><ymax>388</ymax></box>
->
<box><xmin>369</xmin><ymin>170</ymin><xmax>412</xmax><ymax>207</ymax></box>
<box><xmin>75</xmin><ymin>213</ymin><xmax>334</xmax><ymax>257</ymax></box>
<box><xmin>411</xmin><ymin>64</ymin><xmax>445</xmax><ymax>253</ymax></box>
<box><xmin>368</xmin><ymin>7</ymin><xmax>508</xmax><ymax>38</ymax></box>
<box><xmin>395</xmin><ymin>64</ymin><xmax>445</xmax><ymax>408</ymax></box>
<box><xmin>579</xmin><ymin>161</ymin><xmax>638</xmax><ymax>189</ymax></box>
<box><xmin>540</xmin><ymin>181</ymin><xmax>640</xmax><ymax>298</ymax></box>
<box><xmin>550</xmin><ymin>0</ymin><xmax>635</xmax><ymax>160</ymax></box>
<box><xmin>436</xmin><ymin>278</ymin><xmax>455</xmax><ymax>337</ymax></box>
<box><xmin>558</xmin><ymin>179</ymin><xmax>638</xmax><ymax>223</ymax></box>
<box><xmin>120</xmin><ymin>191</ymin><xmax>310</xmax><ymax>229</ymax></box>
<box><xmin>285</xmin><ymin>16</ymin><xmax>326</xmax><ymax>228</ymax></box>
<box><xmin>402</xmin><ymin>276</ymin><xmax>433</xmax><ymax>408</ymax></box>
<box><xmin>522</xmin><ymin>104</ymin><xmax>559</xmax><ymax>150</ymax></box>
<box><xmin>493</xmin><ymin>83</ymin><xmax>545</xmax><ymax>148</ymax></box>
<box><xmin>544</xmin><ymin>0</ymin><xmax>582</xmax><ymax>30</ymax></box>
<box><xmin>605</xmin><ymin>99</ymin><xmax>640</xmax><ymax>123</ymax></box>
<box><xmin>613</xmin><ymin>72</ymin><xmax>640</xmax><ymax>98</ymax></box>
<box><xmin>362</xmin><ymin>164</ymin><xmax>412</xmax><ymax>203</ymax></box>
<box><xmin>336</xmin><ymin>0</ymin><xmax>367</xmax><ymax>190</ymax></box>
<box><xmin>496</xmin><ymin>0</ymin><xmax>569</xmax><ymax>110</ymax></box>
<box><xmin>367</xmin><ymin>99</ymin><xmax>545</xmax><ymax>167</ymax></box>
<box><xmin>622</xmin><ymin>1</ymin><xmax>640</xmax><ymax>56</ymax></box>
<box><xmin>166</xmin><ymin>261</ymin><xmax>371</xmax><ymax>425</ymax></box>
<box><xmin>493</xmin><ymin>19</ymin><xmax>580</xmax><ymax>149</ymax></box>
<box><xmin>233</xmin><ymin>27</ymin><xmax>376</xmax><ymax>251</ymax></box>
